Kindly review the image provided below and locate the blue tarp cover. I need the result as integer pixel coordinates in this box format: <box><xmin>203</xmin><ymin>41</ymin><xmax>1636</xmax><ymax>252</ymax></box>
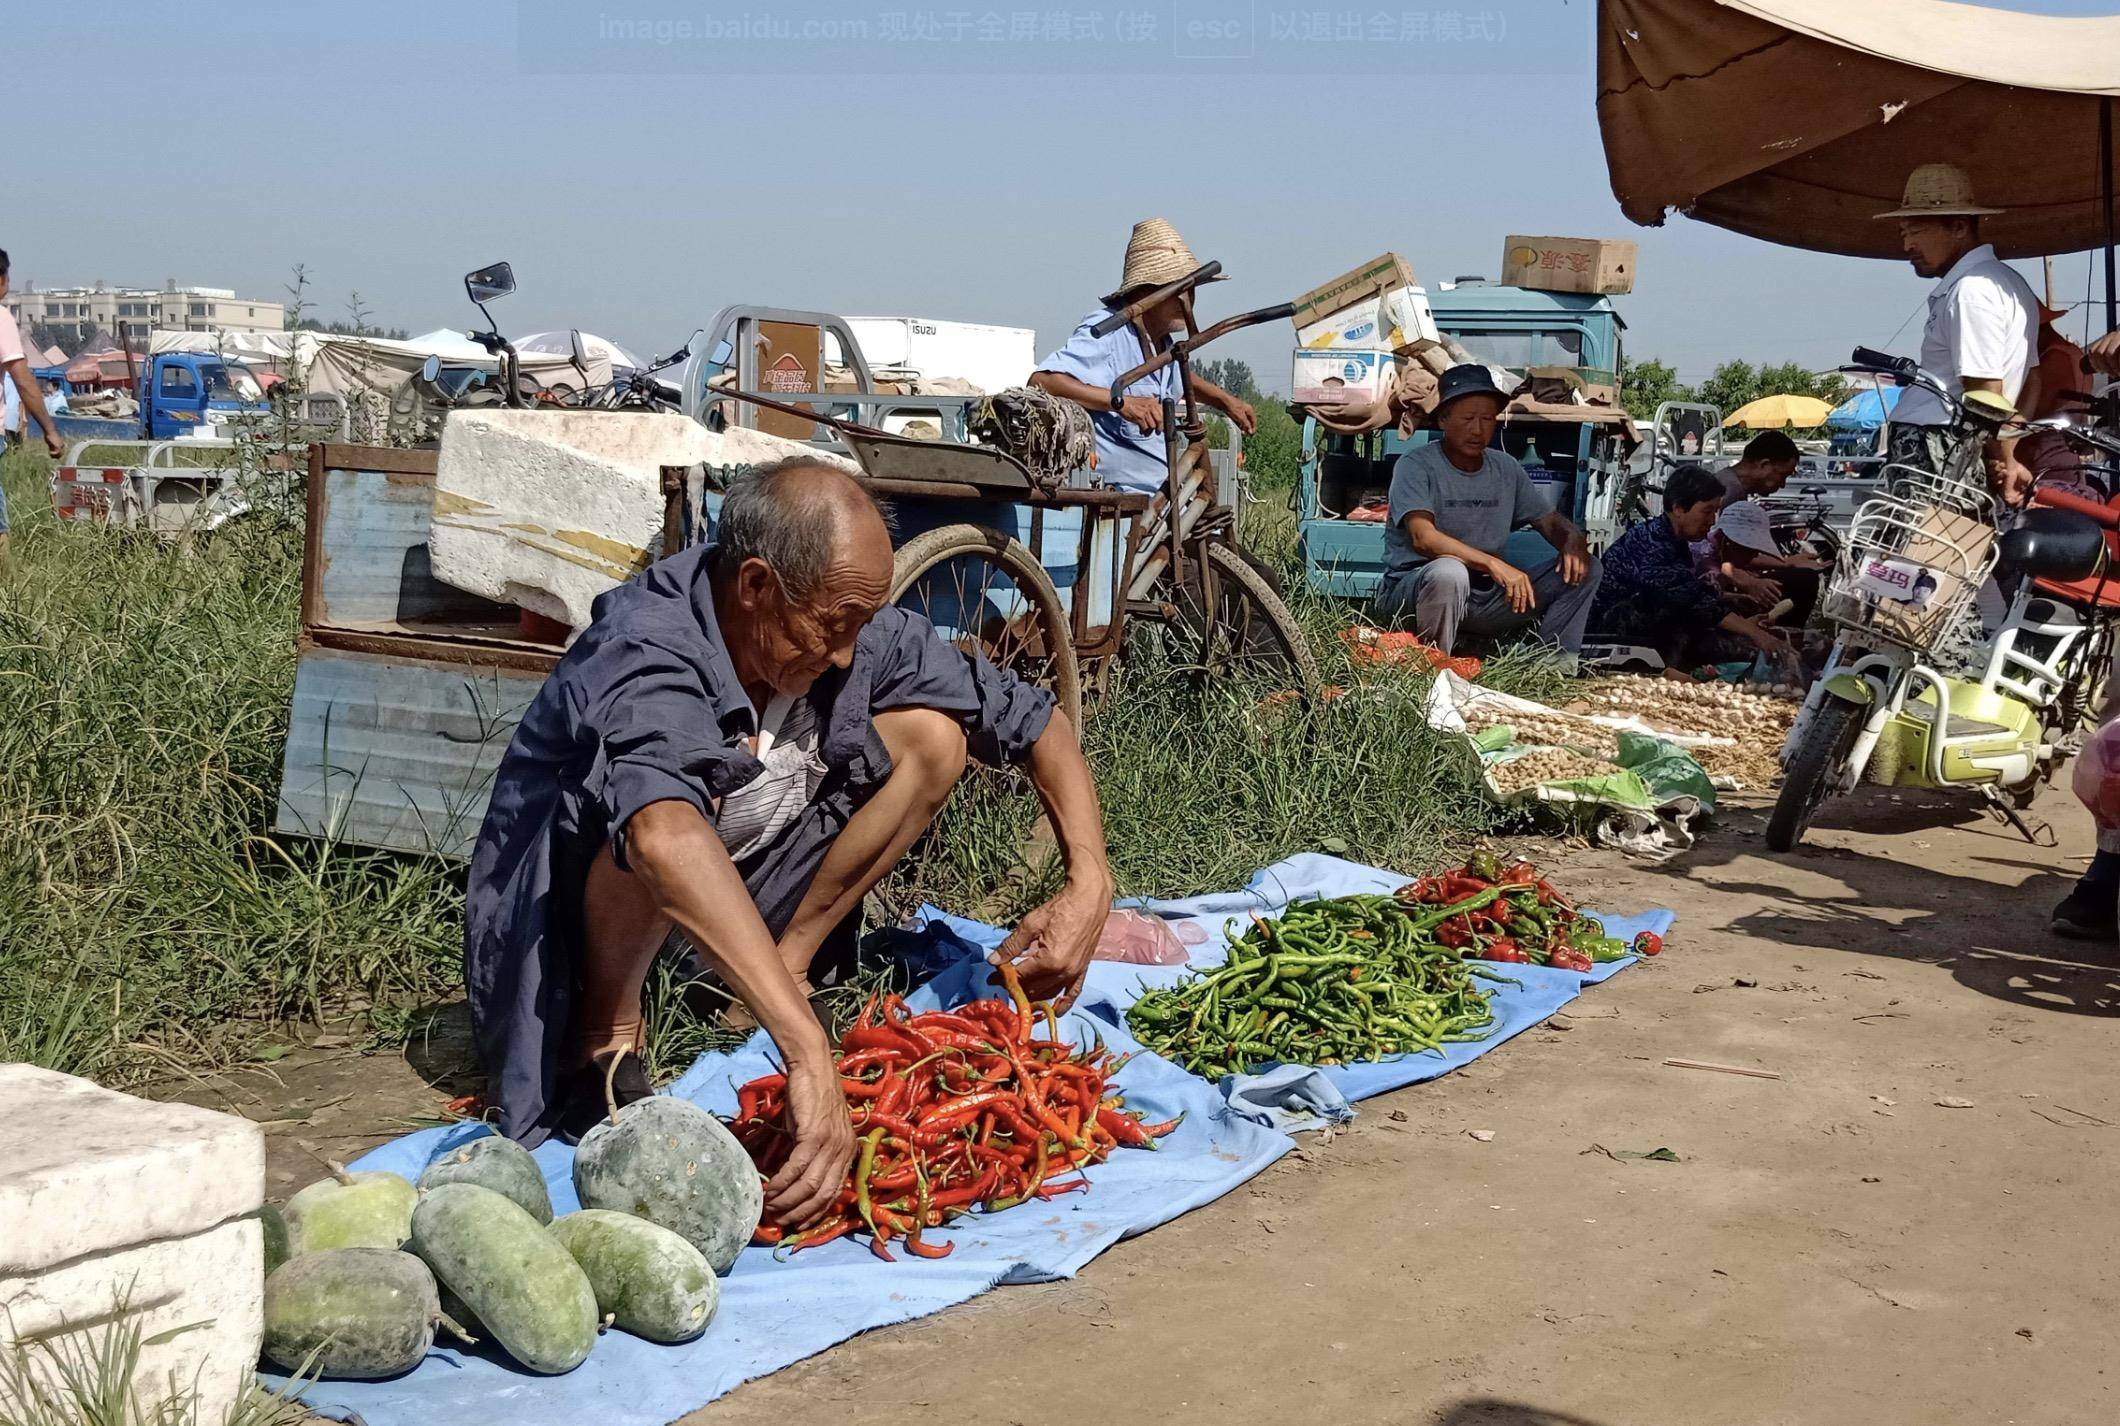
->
<box><xmin>282</xmin><ymin>854</ymin><xmax>1672</xmax><ymax>1426</ymax></box>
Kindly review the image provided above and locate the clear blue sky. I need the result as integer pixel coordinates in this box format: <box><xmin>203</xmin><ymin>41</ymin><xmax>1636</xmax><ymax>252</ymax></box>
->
<box><xmin>17</xmin><ymin>1</ymin><xmax>2117</xmax><ymax>390</ymax></box>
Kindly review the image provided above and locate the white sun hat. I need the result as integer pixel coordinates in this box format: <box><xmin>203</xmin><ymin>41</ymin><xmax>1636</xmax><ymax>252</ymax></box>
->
<box><xmin>1715</xmin><ymin>498</ymin><xmax>1781</xmax><ymax>556</ymax></box>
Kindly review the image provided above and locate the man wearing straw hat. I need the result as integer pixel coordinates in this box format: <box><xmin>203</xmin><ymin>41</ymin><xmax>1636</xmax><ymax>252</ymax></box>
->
<box><xmin>1030</xmin><ymin>219</ymin><xmax>1257</xmax><ymax>493</ymax></box>
<box><xmin>1876</xmin><ymin>163</ymin><xmax>2040</xmax><ymax>500</ymax></box>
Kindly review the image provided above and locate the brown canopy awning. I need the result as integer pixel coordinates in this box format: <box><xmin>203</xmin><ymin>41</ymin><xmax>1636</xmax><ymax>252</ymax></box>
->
<box><xmin>1597</xmin><ymin>0</ymin><xmax>2120</xmax><ymax>259</ymax></box>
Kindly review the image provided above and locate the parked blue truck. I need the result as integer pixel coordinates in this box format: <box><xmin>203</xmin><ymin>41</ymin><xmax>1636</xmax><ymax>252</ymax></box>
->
<box><xmin>1296</xmin><ymin>282</ymin><xmax>1636</xmax><ymax>602</ymax></box>
<box><xmin>53</xmin><ymin>352</ymin><xmax>269</xmax><ymax>443</ymax></box>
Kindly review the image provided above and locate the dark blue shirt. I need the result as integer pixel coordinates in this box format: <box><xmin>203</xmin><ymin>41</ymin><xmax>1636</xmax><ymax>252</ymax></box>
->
<box><xmin>1590</xmin><ymin>514</ymin><xmax>1727</xmax><ymax>649</ymax></box>
<box><xmin>464</xmin><ymin>541</ymin><xmax>1054</xmax><ymax>1144</ymax></box>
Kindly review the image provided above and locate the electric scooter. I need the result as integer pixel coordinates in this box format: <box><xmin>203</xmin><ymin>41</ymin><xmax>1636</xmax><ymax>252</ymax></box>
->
<box><xmin>1767</xmin><ymin>349</ymin><xmax>2115</xmax><ymax>851</ymax></box>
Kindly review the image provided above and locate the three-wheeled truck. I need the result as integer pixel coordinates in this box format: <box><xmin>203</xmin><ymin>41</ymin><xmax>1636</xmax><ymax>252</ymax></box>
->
<box><xmin>275</xmin><ymin>262</ymin><xmax>1316</xmax><ymax>858</ymax></box>
<box><xmin>1295</xmin><ymin>282</ymin><xmax>1639</xmax><ymax>604</ymax></box>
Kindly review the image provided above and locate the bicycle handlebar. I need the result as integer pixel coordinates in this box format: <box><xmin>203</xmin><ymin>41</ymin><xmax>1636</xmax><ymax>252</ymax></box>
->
<box><xmin>1111</xmin><ymin>300</ymin><xmax>1302</xmax><ymax>392</ymax></box>
<box><xmin>1092</xmin><ymin>261</ymin><xmax>1224</xmax><ymax>336</ymax></box>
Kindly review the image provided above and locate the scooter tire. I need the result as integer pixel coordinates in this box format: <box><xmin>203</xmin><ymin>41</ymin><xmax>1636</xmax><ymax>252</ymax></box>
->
<box><xmin>1766</xmin><ymin>696</ymin><xmax>1865</xmax><ymax>852</ymax></box>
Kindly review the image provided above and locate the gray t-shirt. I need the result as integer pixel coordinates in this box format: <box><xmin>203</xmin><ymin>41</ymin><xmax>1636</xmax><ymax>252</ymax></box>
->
<box><xmin>1383</xmin><ymin>442</ymin><xmax>1553</xmax><ymax>582</ymax></box>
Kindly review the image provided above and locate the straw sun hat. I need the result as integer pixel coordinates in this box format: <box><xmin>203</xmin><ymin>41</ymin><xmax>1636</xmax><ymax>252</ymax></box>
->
<box><xmin>1104</xmin><ymin>218</ymin><xmax>1224</xmax><ymax>306</ymax></box>
<box><xmin>1874</xmin><ymin>163</ymin><xmax>2003</xmax><ymax>220</ymax></box>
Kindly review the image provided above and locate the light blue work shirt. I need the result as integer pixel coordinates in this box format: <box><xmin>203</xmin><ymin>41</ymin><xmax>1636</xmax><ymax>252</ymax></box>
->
<box><xmin>1035</xmin><ymin>307</ymin><xmax>1180</xmax><ymax>493</ymax></box>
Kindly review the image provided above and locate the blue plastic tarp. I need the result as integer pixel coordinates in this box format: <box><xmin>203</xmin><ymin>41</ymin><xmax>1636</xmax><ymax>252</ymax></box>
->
<box><xmin>278</xmin><ymin>854</ymin><xmax>1672</xmax><ymax>1426</ymax></box>
<box><xmin>929</xmin><ymin>853</ymin><xmax>1674</xmax><ymax>1122</ymax></box>
<box><xmin>278</xmin><ymin>964</ymin><xmax>1294</xmax><ymax>1426</ymax></box>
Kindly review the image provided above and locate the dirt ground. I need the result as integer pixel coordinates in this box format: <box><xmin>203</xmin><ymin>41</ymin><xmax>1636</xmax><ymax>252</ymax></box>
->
<box><xmin>169</xmin><ymin>784</ymin><xmax>2120</xmax><ymax>1426</ymax></box>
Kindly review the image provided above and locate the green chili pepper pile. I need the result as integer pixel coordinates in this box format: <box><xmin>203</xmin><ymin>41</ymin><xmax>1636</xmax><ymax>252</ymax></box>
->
<box><xmin>1395</xmin><ymin>853</ymin><xmax>1632</xmax><ymax>971</ymax></box>
<box><xmin>1124</xmin><ymin>893</ymin><xmax>1503</xmax><ymax>1079</ymax></box>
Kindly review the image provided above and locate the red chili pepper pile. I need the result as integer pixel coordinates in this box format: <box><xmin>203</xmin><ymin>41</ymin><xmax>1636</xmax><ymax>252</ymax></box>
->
<box><xmin>1396</xmin><ymin>854</ymin><xmax>1632</xmax><ymax>972</ymax></box>
<box><xmin>732</xmin><ymin>967</ymin><xmax>1178</xmax><ymax>1262</ymax></box>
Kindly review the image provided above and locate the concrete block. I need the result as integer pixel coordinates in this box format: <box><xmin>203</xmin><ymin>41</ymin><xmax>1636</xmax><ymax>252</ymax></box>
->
<box><xmin>0</xmin><ymin>1066</ymin><xmax>265</xmax><ymax>1424</ymax></box>
<box><xmin>429</xmin><ymin>409</ymin><xmax>855</xmax><ymax>630</ymax></box>
<box><xmin>2</xmin><ymin>1218</ymin><xmax>262</xmax><ymax>1425</ymax></box>
<box><xmin>0</xmin><ymin>1065</ymin><xmax>265</xmax><ymax>1275</ymax></box>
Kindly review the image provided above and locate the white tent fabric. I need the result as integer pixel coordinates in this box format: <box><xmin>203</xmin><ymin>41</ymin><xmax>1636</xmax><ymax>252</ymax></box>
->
<box><xmin>150</xmin><ymin>329</ymin><xmax>586</xmax><ymax>396</ymax></box>
<box><xmin>517</xmin><ymin>330</ymin><xmax>646</xmax><ymax>373</ymax></box>
<box><xmin>404</xmin><ymin>328</ymin><xmax>504</xmax><ymax>363</ymax></box>
<box><xmin>1721</xmin><ymin>0</ymin><xmax>2120</xmax><ymax>97</ymax></box>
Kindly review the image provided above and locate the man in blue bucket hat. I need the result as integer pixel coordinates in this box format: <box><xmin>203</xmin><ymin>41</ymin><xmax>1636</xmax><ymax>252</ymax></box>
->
<box><xmin>1375</xmin><ymin>363</ymin><xmax>1601</xmax><ymax>658</ymax></box>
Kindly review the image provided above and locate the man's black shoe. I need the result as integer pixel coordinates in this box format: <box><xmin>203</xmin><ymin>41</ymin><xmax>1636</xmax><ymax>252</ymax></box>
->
<box><xmin>2050</xmin><ymin>881</ymin><xmax>2119</xmax><ymax>941</ymax></box>
<box><xmin>555</xmin><ymin>1049</ymin><xmax>653</xmax><ymax>1143</ymax></box>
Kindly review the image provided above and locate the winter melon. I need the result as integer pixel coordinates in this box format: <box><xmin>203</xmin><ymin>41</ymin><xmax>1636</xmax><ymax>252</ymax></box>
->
<box><xmin>284</xmin><ymin>1165</ymin><xmax>417</xmax><ymax>1253</ymax></box>
<box><xmin>418</xmin><ymin>1133</ymin><xmax>554</xmax><ymax>1224</ymax></box>
<box><xmin>255</xmin><ymin>1205</ymin><xmax>291</xmax><ymax>1282</ymax></box>
<box><xmin>573</xmin><ymin>1096</ymin><xmax>762</xmax><ymax>1273</ymax></box>
<box><xmin>261</xmin><ymin>1248</ymin><xmax>441</xmax><ymax>1380</ymax></box>
<box><xmin>550</xmin><ymin>1210</ymin><xmax>719</xmax><ymax>1343</ymax></box>
<box><xmin>411</xmin><ymin>1183</ymin><xmax>598</xmax><ymax>1375</ymax></box>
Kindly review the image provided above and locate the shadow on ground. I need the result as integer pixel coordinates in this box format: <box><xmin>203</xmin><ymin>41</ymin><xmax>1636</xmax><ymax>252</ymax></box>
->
<box><xmin>1659</xmin><ymin>789</ymin><xmax>2120</xmax><ymax>1018</ymax></box>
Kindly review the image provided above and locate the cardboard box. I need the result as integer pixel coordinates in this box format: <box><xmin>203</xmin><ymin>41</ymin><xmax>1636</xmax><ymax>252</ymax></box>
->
<box><xmin>1292</xmin><ymin>253</ymin><xmax>1417</xmax><ymax>329</ymax></box>
<box><xmin>1501</xmin><ymin>236</ymin><xmax>1637</xmax><ymax>295</ymax></box>
<box><xmin>1292</xmin><ymin>348</ymin><xmax>1396</xmax><ymax>406</ymax></box>
<box><xmin>1291</xmin><ymin>253</ymin><xmax>1439</xmax><ymax>355</ymax></box>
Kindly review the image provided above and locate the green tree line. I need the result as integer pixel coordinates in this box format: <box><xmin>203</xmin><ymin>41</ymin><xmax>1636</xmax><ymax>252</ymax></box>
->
<box><xmin>1619</xmin><ymin>356</ymin><xmax>1850</xmax><ymax>423</ymax></box>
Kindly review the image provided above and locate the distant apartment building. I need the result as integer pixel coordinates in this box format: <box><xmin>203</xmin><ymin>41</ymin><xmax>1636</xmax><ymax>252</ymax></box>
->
<box><xmin>3</xmin><ymin>281</ymin><xmax>287</xmax><ymax>349</ymax></box>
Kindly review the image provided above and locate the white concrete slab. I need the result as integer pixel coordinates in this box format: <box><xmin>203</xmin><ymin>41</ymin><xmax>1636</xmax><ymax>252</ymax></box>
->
<box><xmin>429</xmin><ymin>409</ymin><xmax>855</xmax><ymax>629</ymax></box>
<box><xmin>0</xmin><ymin>1064</ymin><xmax>264</xmax><ymax>1275</ymax></box>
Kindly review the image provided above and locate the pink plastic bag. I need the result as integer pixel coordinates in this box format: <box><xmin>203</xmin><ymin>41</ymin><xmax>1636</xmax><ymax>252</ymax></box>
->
<box><xmin>1092</xmin><ymin>909</ymin><xmax>1204</xmax><ymax>965</ymax></box>
<box><xmin>2072</xmin><ymin>719</ymin><xmax>2120</xmax><ymax>852</ymax></box>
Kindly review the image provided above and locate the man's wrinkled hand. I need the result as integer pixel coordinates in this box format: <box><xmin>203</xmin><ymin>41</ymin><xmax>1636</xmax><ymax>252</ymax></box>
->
<box><xmin>1491</xmin><ymin>560</ymin><xmax>1536</xmax><ymax>613</ymax></box>
<box><xmin>1222</xmin><ymin>396</ymin><xmax>1257</xmax><ymax>436</ymax></box>
<box><xmin>2087</xmin><ymin>328</ymin><xmax>2120</xmax><ymax>377</ymax></box>
<box><xmin>43</xmin><ymin>430</ymin><xmax>64</xmax><ymax>460</ymax></box>
<box><xmin>1118</xmin><ymin>395</ymin><xmax>1164</xmax><ymax>435</ymax></box>
<box><xmin>992</xmin><ymin>876</ymin><xmax>1109</xmax><ymax>1006</ymax></box>
<box><xmin>1989</xmin><ymin>451</ymin><xmax>2035</xmax><ymax>507</ymax></box>
<box><xmin>764</xmin><ymin>1057</ymin><xmax>855</xmax><ymax>1228</ymax></box>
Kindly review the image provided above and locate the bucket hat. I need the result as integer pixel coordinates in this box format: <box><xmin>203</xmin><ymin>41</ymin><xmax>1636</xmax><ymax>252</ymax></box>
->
<box><xmin>1432</xmin><ymin>363</ymin><xmax>1513</xmax><ymax>414</ymax></box>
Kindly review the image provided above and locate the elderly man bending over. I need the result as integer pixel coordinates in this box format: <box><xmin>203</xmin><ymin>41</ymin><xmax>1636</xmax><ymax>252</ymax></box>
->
<box><xmin>1374</xmin><ymin>364</ymin><xmax>1601</xmax><ymax>657</ymax></box>
<box><xmin>464</xmin><ymin>459</ymin><xmax>1114</xmax><ymax>1227</ymax></box>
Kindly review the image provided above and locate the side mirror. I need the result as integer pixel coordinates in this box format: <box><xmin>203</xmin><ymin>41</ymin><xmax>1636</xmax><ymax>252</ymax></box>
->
<box><xmin>465</xmin><ymin>262</ymin><xmax>516</xmax><ymax>305</ymax></box>
<box><xmin>420</xmin><ymin>354</ymin><xmax>442</xmax><ymax>384</ymax></box>
<box><xmin>568</xmin><ymin>329</ymin><xmax>589</xmax><ymax>371</ymax></box>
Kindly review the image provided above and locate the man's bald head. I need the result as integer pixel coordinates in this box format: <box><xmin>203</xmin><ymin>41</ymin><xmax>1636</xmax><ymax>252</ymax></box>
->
<box><xmin>717</xmin><ymin>458</ymin><xmax>891</xmax><ymax>605</ymax></box>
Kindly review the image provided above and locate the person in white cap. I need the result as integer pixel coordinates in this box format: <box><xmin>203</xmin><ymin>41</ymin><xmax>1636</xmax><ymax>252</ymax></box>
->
<box><xmin>1875</xmin><ymin>163</ymin><xmax>2039</xmax><ymax>501</ymax></box>
<box><xmin>1029</xmin><ymin>219</ymin><xmax>1255</xmax><ymax>493</ymax></box>
<box><xmin>1708</xmin><ymin>497</ymin><xmax>1818</xmax><ymax>628</ymax></box>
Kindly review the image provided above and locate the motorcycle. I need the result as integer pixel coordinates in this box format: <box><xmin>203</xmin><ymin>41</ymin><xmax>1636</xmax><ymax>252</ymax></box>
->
<box><xmin>1767</xmin><ymin>347</ymin><xmax>2117</xmax><ymax>852</ymax></box>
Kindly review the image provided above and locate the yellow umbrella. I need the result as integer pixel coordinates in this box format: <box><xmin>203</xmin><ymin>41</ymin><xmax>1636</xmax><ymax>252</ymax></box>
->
<box><xmin>1722</xmin><ymin>393</ymin><xmax>1833</xmax><ymax>429</ymax></box>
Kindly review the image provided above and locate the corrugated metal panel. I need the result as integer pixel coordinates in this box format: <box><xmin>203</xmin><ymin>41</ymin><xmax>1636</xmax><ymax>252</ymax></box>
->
<box><xmin>315</xmin><ymin>464</ymin><xmax>511</xmax><ymax>628</ymax></box>
<box><xmin>274</xmin><ymin>647</ymin><xmax>545</xmax><ymax>859</ymax></box>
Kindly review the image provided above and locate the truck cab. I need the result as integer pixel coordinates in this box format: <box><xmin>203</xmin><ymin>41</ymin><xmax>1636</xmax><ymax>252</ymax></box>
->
<box><xmin>140</xmin><ymin>353</ymin><xmax>267</xmax><ymax>439</ymax></box>
<box><xmin>1297</xmin><ymin>281</ymin><xmax>1635</xmax><ymax>604</ymax></box>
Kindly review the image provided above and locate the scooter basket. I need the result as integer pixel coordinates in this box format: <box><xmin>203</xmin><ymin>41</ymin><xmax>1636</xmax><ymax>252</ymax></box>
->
<box><xmin>1820</xmin><ymin>492</ymin><xmax>1997</xmax><ymax>655</ymax></box>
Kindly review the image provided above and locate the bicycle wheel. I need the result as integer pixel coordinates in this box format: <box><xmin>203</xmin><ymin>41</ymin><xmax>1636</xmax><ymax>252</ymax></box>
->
<box><xmin>889</xmin><ymin>523</ymin><xmax>1083</xmax><ymax>729</ymax></box>
<box><xmin>1156</xmin><ymin>541</ymin><xmax>1322</xmax><ymax>698</ymax></box>
<box><xmin>1765</xmin><ymin>695</ymin><xmax>1864</xmax><ymax>851</ymax></box>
